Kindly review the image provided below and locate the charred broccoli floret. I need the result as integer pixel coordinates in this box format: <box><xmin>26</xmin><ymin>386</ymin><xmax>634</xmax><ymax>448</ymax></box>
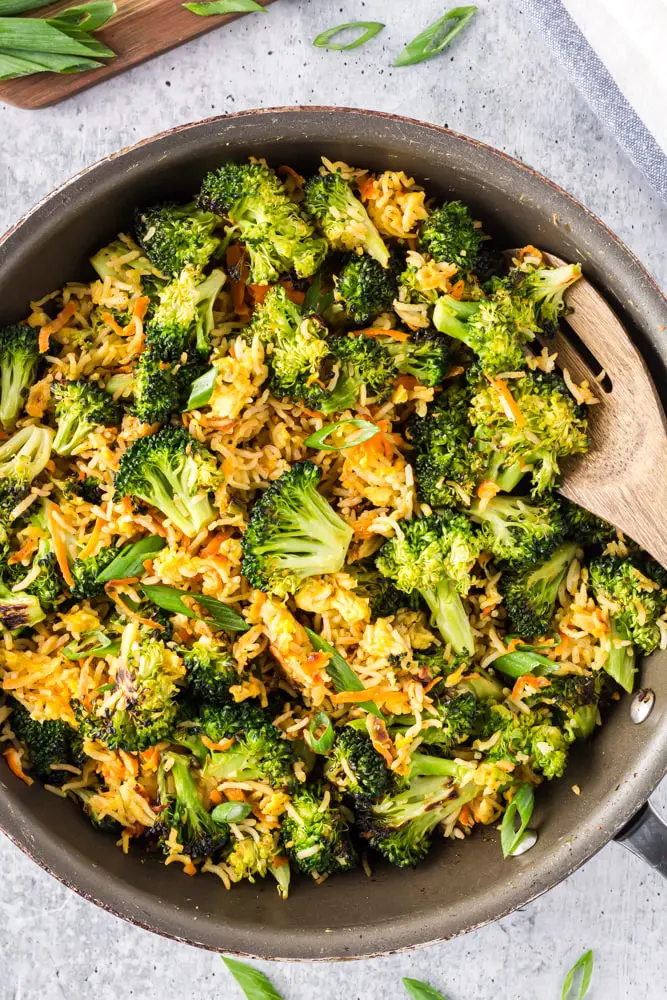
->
<box><xmin>134</xmin><ymin>201</ymin><xmax>221</xmax><ymax>276</ymax></box>
<box><xmin>469</xmin><ymin>495</ymin><xmax>565</xmax><ymax>567</ymax></box>
<box><xmin>408</xmin><ymin>381</ymin><xmax>480</xmax><ymax>508</ymax></box>
<box><xmin>241</xmin><ymin>461</ymin><xmax>352</xmax><ymax>598</ymax></box>
<box><xmin>324</xmin><ymin>727</ymin><xmax>394</xmax><ymax>803</ymax></box>
<box><xmin>181</xmin><ymin>637</ymin><xmax>238</xmax><ymax>706</ymax></box>
<box><xmin>114</xmin><ymin>426</ymin><xmax>222</xmax><ymax>537</ymax></box>
<box><xmin>347</xmin><ymin>558</ymin><xmax>412</xmax><ymax>619</ymax></box>
<box><xmin>527</xmin><ymin>672</ymin><xmax>609</xmax><ymax>741</ymax></box>
<box><xmin>63</xmin><ymin>475</ymin><xmax>104</xmax><ymax>506</ymax></box>
<box><xmin>73</xmin><ymin>787</ymin><xmax>123</xmax><ymax>835</ymax></box>
<box><xmin>335</xmin><ymin>253</ymin><xmax>398</xmax><ymax>325</ymax></box>
<box><xmin>281</xmin><ymin>780</ymin><xmax>357</xmax><ymax>876</ymax></box>
<box><xmin>500</xmin><ymin>541</ymin><xmax>578</xmax><ymax>638</ymax></box>
<box><xmin>303</xmin><ymin>172</ymin><xmax>389</xmax><ymax>267</ymax></box>
<box><xmin>418</xmin><ymin>201</ymin><xmax>484</xmax><ymax>272</ymax></box>
<box><xmin>51</xmin><ymin>379</ymin><xmax>120</xmax><ymax>457</ymax></box>
<box><xmin>8</xmin><ymin>700</ymin><xmax>80</xmax><ymax>785</ymax></box>
<box><xmin>0</xmin><ymin>425</ymin><xmax>53</xmax><ymax>522</ymax></box>
<box><xmin>155</xmin><ymin>751</ymin><xmax>229</xmax><ymax>860</ymax></box>
<box><xmin>470</xmin><ymin>371</ymin><xmax>589</xmax><ymax>495</ymax></box>
<box><xmin>391</xmin><ymin>690</ymin><xmax>486</xmax><ymax>753</ymax></box>
<box><xmin>199</xmin><ymin>161</ymin><xmax>326</xmax><ymax>283</ymax></box>
<box><xmin>0</xmin><ymin>324</ymin><xmax>40</xmax><ymax>430</ymax></box>
<box><xmin>376</xmin><ymin>513</ymin><xmax>482</xmax><ymax>654</ymax></box>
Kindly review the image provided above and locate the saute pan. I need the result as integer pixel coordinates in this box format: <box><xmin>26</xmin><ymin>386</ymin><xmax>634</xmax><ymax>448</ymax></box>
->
<box><xmin>0</xmin><ymin>108</ymin><xmax>665</xmax><ymax>960</ymax></box>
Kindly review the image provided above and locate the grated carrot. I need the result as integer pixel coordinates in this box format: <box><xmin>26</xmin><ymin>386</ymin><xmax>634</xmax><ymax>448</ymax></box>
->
<box><xmin>356</xmin><ymin>175</ymin><xmax>376</xmax><ymax>200</ymax></box>
<box><xmin>46</xmin><ymin>503</ymin><xmax>74</xmax><ymax>587</ymax></box>
<box><xmin>3</xmin><ymin>748</ymin><xmax>33</xmax><ymax>786</ymax></box>
<box><xmin>223</xmin><ymin>788</ymin><xmax>246</xmax><ymax>802</ymax></box>
<box><xmin>459</xmin><ymin>804</ymin><xmax>473</xmax><ymax>827</ymax></box>
<box><xmin>486</xmin><ymin>374</ymin><xmax>525</xmax><ymax>427</ymax></box>
<box><xmin>78</xmin><ymin>517</ymin><xmax>104</xmax><ymax>561</ymax></box>
<box><xmin>357</xmin><ymin>327</ymin><xmax>409</xmax><ymax>342</ymax></box>
<box><xmin>100</xmin><ymin>312</ymin><xmax>126</xmax><ymax>336</ymax></box>
<box><xmin>38</xmin><ymin>300</ymin><xmax>76</xmax><ymax>350</ymax></box>
<box><xmin>8</xmin><ymin>538</ymin><xmax>38</xmax><ymax>565</ymax></box>
<box><xmin>201</xmin><ymin>735</ymin><xmax>235</xmax><ymax>752</ymax></box>
<box><xmin>511</xmin><ymin>674</ymin><xmax>552</xmax><ymax>701</ymax></box>
<box><xmin>449</xmin><ymin>279</ymin><xmax>465</xmax><ymax>300</ymax></box>
<box><xmin>105</xmin><ymin>587</ymin><xmax>163</xmax><ymax>629</ymax></box>
<box><xmin>209</xmin><ymin>789</ymin><xmax>223</xmax><ymax>805</ymax></box>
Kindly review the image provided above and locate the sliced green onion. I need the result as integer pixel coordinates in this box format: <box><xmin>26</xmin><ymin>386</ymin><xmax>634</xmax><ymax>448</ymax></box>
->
<box><xmin>222</xmin><ymin>957</ymin><xmax>284</xmax><ymax>1000</ymax></box>
<box><xmin>0</xmin><ymin>50</ymin><xmax>103</xmax><ymax>78</ymax></box>
<box><xmin>500</xmin><ymin>782</ymin><xmax>535</xmax><ymax>858</ymax></box>
<box><xmin>183</xmin><ymin>0</ymin><xmax>265</xmax><ymax>15</ymax></box>
<box><xmin>96</xmin><ymin>682</ymin><xmax>115</xmax><ymax>693</ymax></box>
<box><xmin>394</xmin><ymin>6</ymin><xmax>477</xmax><ymax>67</ymax></box>
<box><xmin>403</xmin><ymin>978</ymin><xmax>448</xmax><ymax>1000</ymax></box>
<box><xmin>142</xmin><ymin>583</ymin><xmax>249</xmax><ymax>633</ymax></box>
<box><xmin>185</xmin><ymin>366</ymin><xmax>217</xmax><ymax>411</ymax></box>
<box><xmin>304</xmin><ymin>418</ymin><xmax>380</xmax><ymax>452</ymax></box>
<box><xmin>95</xmin><ymin>536</ymin><xmax>166</xmax><ymax>584</ymax></box>
<box><xmin>308</xmin><ymin>711</ymin><xmax>334</xmax><ymax>753</ymax></box>
<box><xmin>211</xmin><ymin>801</ymin><xmax>252</xmax><ymax>823</ymax></box>
<box><xmin>0</xmin><ymin>13</ymin><xmax>114</xmax><ymax>54</ymax></box>
<box><xmin>491</xmin><ymin>649</ymin><xmax>559</xmax><ymax>679</ymax></box>
<box><xmin>305</xmin><ymin>628</ymin><xmax>383</xmax><ymax>718</ymax></box>
<box><xmin>561</xmin><ymin>950</ymin><xmax>594</xmax><ymax>1000</ymax></box>
<box><xmin>50</xmin><ymin>2</ymin><xmax>116</xmax><ymax>32</ymax></box>
<box><xmin>314</xmin><ymin>20</ymin><xmax>384</xmax><ymax>51</ymax></box>
<box><xmin>302</xmin><ymin>270</ymin><xmax>334</xmax><ymax>315</ymax></box>
<box><xmin>62</xmin><ymin>630</ymin><xmax>120</xmax><ymax>660</ymax></box>
<box><xmin>0</xmin><ymin>0</ymin><xmax>54</xmax><ymax>14</ymax></box>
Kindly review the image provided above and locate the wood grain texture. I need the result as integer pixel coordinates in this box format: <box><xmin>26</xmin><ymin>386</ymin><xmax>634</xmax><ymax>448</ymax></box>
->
<box><xmin>0</xmin><ymin>0</ymin><xmax>276</xmax><ymax>109</ymax></box>
<box><xmin>538</xmin><ymin>251</ymin><xmax>667</xmax><ymax>566</ymax></box>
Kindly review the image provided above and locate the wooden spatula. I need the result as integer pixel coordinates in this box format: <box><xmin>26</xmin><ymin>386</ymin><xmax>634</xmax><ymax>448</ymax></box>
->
<box><xmin>513</xmin><ymin>250</ymin><xmax>667</xmax><ymax>566</ymax></box>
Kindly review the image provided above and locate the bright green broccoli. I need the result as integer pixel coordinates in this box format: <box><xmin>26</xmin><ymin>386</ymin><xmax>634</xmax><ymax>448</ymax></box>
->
<box><xmin>347</xmin><ymin>558</ymin><xmax>413</xmax><ymax>619</ymax></box>
<box><xmin>480</xmin><ymin>703</ymin><xmax>570</xmax><ymax>780</ymax></box>
<box><xmin>73</xmin><ymin>787</ymin><xmax>123</xmax><ymax>835</ymax></box>
<box><xmin>223</xmin><ymin>829</ymin><xmax>288</xmax><ymax>896</ymax></box>
<box><xmin>70</xmin><ymin>545</ymin><xmax>118</xmax><ymax>601</ymax></box>
<box><xmin>3</xmin><ymin>507</ymin><xmax>61</xmax><ymax>612</ymax></box>
<box><xmin>376</xmin><ymin>513</ymin><xmax>482</xmax><ymax>654</ymax></box>
<box><xmin>526</xmin><ymin>672</ymin><xmax>609</xmax><ymax>741</ymax></box>
<box><xmin>376</xmin><ymin>329</ymin><xmax>449</xmax><ymax>387</ymax></box>
<box><xmin>319</xmin><ymin>333</ymin><xmax>396</xmax><ymax>414</ymax></box>
<box><xmin>324</xmin><ymin>727</ymin><xmax>395</xmax><ymax>803</ymax></box>
<box><xmin>134</xmin><ymin>201</ymin><xmax>221</xmax><ymax>277</ymax></box>
<box><xmin>51</xmin><ymin>379</ymin><xmax>121</xmax><ymax>457</ymax></box>
<box><xmin>0</xmin><ymin>324</ymin><xmax>40</xmax><ymax>430</ymax></box>
<box><xmin>432</xmin><ymin>288</ymin><xmax>535</xmax><ymax>375</ymax></box>
<box><xmin>334</xmin><ymin>254</ymin><xmax>398</xmax><ymax>325</ymax></box>
<box><xmin>470</xmin><ymin>371</ymin><xmax>589</xmax><ymax>494</ymax></box>
<box><xmin>563</xmin><ymin>499</ymin><xmax>618</xmax><ymax>548</ymax></box>
<box><xmin>589</xmin><ymin>555</ymin><xmax>667</xmax><ymax>692</ymax></box>
<box><xmin>181</xmin><ymin>637</ymin><xmax>238</xmax><ymax>706</ymax></box>
<box><xmin>241</xmin><ymin>461</ymin><xmax>352</xmax><ymax>598</ymax></box>
<box><xmin>198</xmin><ymin>161</ymin><xmax>326</xmax><ymax>283</ymax></box>
<box><xmin>505</xmin><ymin>259</ymin><xmax>582</xmax><ymax>335</ymax></box>
<box><xmin>418</xmin><ymin>201</ymin><xmax>485</xmax><ymax>272</ymax></box>
<box><xmin>114</xmin><ymin>426</ymin><xmax>222</xmax><ymax>537</ymax></box>
<box><xmin>408</xmin><ymin>381</ymin><xmax>480</xmax><ymax>508</ymax></box>
<box><xmin>204</xmin><ymin>710</ymin><xmax>296</xmax><ymax>791</ymax></box>
<box><xmin>0</xmin><ymin>425</ymin><xmax>53</xmax><ymax>522</ymax></box>
<box><xmin>133</xmin><ymin>349</ymin><xmax>207</xmax><ymax>424</ymax></box>
<box><xmin>500</xmin><ymin>541</ymin><xmax>578</xmax><ymax>638</ymax></box>
<box><xmin>390</xmin><ymin>690</ymin><xmax>487</xmax><ymax>754</ymax></box>
<box><xmin>469</xmin><ymin>494</ymin><xmax>565</xmax><ymax>567</ymax></box>
<box><xmin>155</xmin><ymin>751</ymin><xmax>229</xmax><ymax>860</ymax></box>
<box><xmin>303</xmin><ymin>172</ymin><xmax>389</xmax><ymax>267</ymax></box>
<box><xmin>145</xmin><ymin>264</ymin><xmax>225</xmax><ymax>360</ymax></box>
<box><xmin>281</xmin><ymin>780</ymin><xmax>357</xmax><ymax>876</ymax></box>
<box><xmin>8</xmin><ymin>700</ymin><xmax>80</xmax><ymax>785</ymax></box>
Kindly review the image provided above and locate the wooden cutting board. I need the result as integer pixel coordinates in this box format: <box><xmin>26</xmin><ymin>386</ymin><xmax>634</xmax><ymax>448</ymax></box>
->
<box><xmin>0</xmin><ymin>0</ymin><xmax>276</xmax><ymax>109</ymax></box>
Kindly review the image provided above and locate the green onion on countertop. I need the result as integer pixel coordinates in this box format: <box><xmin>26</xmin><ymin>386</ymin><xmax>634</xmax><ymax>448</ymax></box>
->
<box><xmin>313</xmin><ymin>20</ymin><xmax>385</xmax><ymax>51</ymax></box>
<box><xmin>403</xmin><ymin>979</ymin><xmax>448</xmax><ymax>1000</ymax></box>
<box><xmin>394</xmin><ymin>5</ymin><xmax>477</xmax><ymax>66</ymax></box>
<box><xmin>562</xmin><ymin>950</ymin><xmax>595</xmax><ymax>1000</ymax></box>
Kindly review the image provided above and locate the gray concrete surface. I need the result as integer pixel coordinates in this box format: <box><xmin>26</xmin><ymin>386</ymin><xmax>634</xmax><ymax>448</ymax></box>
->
<box><xmin>0</xmin><ymin>1</ymin><xmax>665</xmax><ymax>997</ymax></box>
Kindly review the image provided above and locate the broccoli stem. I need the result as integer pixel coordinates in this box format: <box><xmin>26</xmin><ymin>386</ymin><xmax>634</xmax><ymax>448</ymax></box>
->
<box><xmin>145</xmin><ymin>467</ymin><xmax>215</xmax><ymax>537</ymax></box>
<box><xmin>423</xmin><ymin>578</ymin><xmax>474</xmax><ymax>655</ymax></box>
<box><xmin>604</xmin><ymin>619</ymin><xmax>636</xmax><ymax>693</ymax></box>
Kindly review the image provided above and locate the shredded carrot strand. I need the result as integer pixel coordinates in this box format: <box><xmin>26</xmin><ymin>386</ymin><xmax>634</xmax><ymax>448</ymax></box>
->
<box><xmin>223</xmin><ymin>788</ymin><xmax>247</xmax><ymax>802</ymax></box>
<box><xmin>78</xmin><ymin>517</ymin><xmax>104</xmax><ymax>561</ymax></box>
<box><xmin>511</xmin><ymin>674</ymin><xmax>552</xmax><ymax>701</ymax></box>
<box><xmin>486</xmin><ymin>374</ymin><xmax>525</xmax><ymax>427</ymax></box>
<box><xmin>46</xmin><ymin>503</ymin><xmax>74</xmax><ymax>587</ymax></box>
<box><xmin>201</xmin><ymin>735</ymin><xmax>235</xmax><ymax>752</ymax></box>
<box><xmin>357</xmin><ymin>327</ymin><xmax>409</xmax><ymax>343</ymax></box>
<box><xmin>3</xmin><ymin>748</ymin><xmax>33</xmax><ymax>786</ymax></box>
<box><xmin>209</xmin><ymin>788</ymin><xmax>223</xmax><ymax>805</ymax></box>
<box><xmin>38</xmin><ymin>300</ymin><xmax>76</xmax><ymax>350</ymax></box>
<box><xmin>100</xmin><ymin>312</ymin><xmax>126</xmax><ymax>336</ymax></box>
<box><xmin>105</xmin><ymin>587</ymin><xmax>163</xmax><ymax>629</ymax></box>
<box><xmin>8</xmin><ymin>539</ymin><xmax>38</xmax><ymax>565</ymax></box>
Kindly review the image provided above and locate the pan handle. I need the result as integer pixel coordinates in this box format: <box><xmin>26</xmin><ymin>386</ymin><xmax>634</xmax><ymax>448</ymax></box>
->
<box><xmin>615</xmin><ymin>801</ymin><xmax>667</xmax><ymax>876</ymax></box>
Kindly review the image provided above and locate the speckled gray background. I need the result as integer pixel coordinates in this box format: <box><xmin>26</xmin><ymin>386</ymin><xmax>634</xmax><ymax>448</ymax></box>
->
<box><xmin>0</xmin><ymin>2</ymin><xmax>665</xmax><ymax>998</ymax></box>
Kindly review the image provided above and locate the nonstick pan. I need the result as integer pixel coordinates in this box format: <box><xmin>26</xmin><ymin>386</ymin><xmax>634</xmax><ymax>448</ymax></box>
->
<box><xmin>0</xmin><ymin>108</ymin><xmax>665</xmax><ymax>960</ymax></box>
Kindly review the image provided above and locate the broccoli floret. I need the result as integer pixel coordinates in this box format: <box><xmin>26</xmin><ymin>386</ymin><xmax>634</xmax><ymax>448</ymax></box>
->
<box><xmin>4</xmin><ymin>512</ymin><xmax>62</xmax><ymax>612</ymax></box>
<box><xmin>114</xmin><ymin>426</ymin><xmax>222</xmax><ymax>538</ymax></box>
<box><xmin>408</xmin><ymin>382</ymin><xmax>480</xmax><ymax>508</ymax></box>
<box><xmin>70</xmin><ymin>545</ymin><xmax>118</xmax><ymax>601</ymax></box>
<box><xmin>377</xmin><ymin>329</ymin><xmax>449</xmax><ymax>388</ymax></box>
<box><xmin>324</xmin><ymin>727</ymin><xmax>394</xmax><ymax>803</ymax></box>
<box><xmin>75</xmin><ymin>634</ymin><xmax>183</xmax><ymax>751</ymax></box>
<box><xmin>73</xmin><ymin>788</ymin><xmax>123</xmax><ymax>835</ymax></box>
<box><xmin>90</xmin><ymin>238</ymin><xmax>164</xmax><ymax>296</ymax></box>
<box><xmin>376</xmin><ymin>513</ymin><xmax>482</xmax><ymax>654</ymax></box>
<box><xmin>334</xmin><ymin>254</ymin><xmax>398</xmax><ymax>325</ymax></box>
<box><xmin>198</xmin><ymin>699</ymin><xmax>272</xmax><ymax>742</ymax></box>
<box><xmin>241</xmin><ymin>461</ymin><xmax>352</xmax><ymax>598</ymax></box>
<box><xmin>145</xmin><ymin>265</ymin><xmax>225</xmax><ymax>360</ymax></box>
<box><xmin>51</xmin><ymin>380</ymin><xmax>120</xmax><ymax>457</ymax></box>
<box><xmin>589</xmin><ymin>555</ymin><xmax>667</xmax><ymax>692</ymax></box>
<box><xmin>0</xmin><ymin>425</ymin><xmax>53</xmax><ymax>521</ymax></box>
<box><xmin>390</xmin><ymin>690</ymin><xmax>487</xmax><ymax>755</ymax></box>
<box><xmin>134</xmin><ymin>201</ymin><xmax>221</xmax><ymax>277</ymax></box>
<box><xmin>9</xmin><ymin>700</ymin><xmax>79</xmax><ymax>785</ymax></box>
<box><xmin>281</xmin><ymin>780</ymin><xmax>357</xmax><ymax>876</ymax></box>
<box><xmin>0</xmin><ymin>580</ymin><xmax>44</xmax><ymax>630</ymax></box>
<box><xmin>347</xmin><ymin>558</ymin><xmax>412</xmax><ymax>619</ymax></box>
<box><xmin>469</xmin><ymin>494</ymin><xmax>565</xmax><ymax>568</ymax></box>
<box><xmin>470</xmin><ymin>371</ymin><xmax>589</xmax><ymax>495</ymax></box>
<box><xmin>481</xmin><ymin>703</ymin><xmax>570</xmax><ymax>780</ymax></box>
<box><xmin>500</xmin><ymin>541</ymin><xmax>578</xmax><ymax>638</ymax></box>
<box><xmin>182</xmin><ymin>637</ymin><xmax>238</xmax><ymax>705</ymax></box>
<box><xmin>303</xmin><ymin>172</ymin><xmax>389</xmax><ymax>267</ymax></box>
<box><xmin>319</xmin><ymin>334</ymin><xmax>396</xmax><ymax>414</ymax></box>
<box><xmin>199</xmin><ymin>161</ymin><xmax>326</xmax><ymax>283</ymax></box>
<box><xmin>356</xmin><ymin>752</ymin><xmax>478</xmax><ymax>867</ymax></box>
<box><xmin>132</xmin><ymin>349</ymin><xmax>207</xmax><ymax>424</ymax></box>
<box><xmin>433</xmin><ymin>286</ymin><xmax>536</xmax><ymax>375</ymax></box>
<box><xmin>155</xmin><ymin>751</ymin><xmax>229</xmax><ymax>860</ymax></box>
<box><xmin>223</xmin><ymin>829</ymin><xmax>287</xmax><ymax>893</ymax></box>
<box><xmin>418</xmin><ymin>201</ymin><xmax>485</xmax><ymax>272</ymax></box>
<box><xmin>204</xmin><ymin>716</ymin><xmax>296</xmax><ymax>791</ymax></box>
<box><xmin>562</xmin><ymin>499</ymin><xmax>618</xmax><ymax>548</ymax></box>
<box><xmin>506</xmin><ymin>259</ymin><xmax>582</xmax><ymax>335</ymax></box>
<box><xmin>527</xmin><ymin>672</ymin><xmax>609</xmax><ymax>741</ymax></box>
<box><xmin>0</xmin><ymin>324</ymin><xmax>40</xmax><ymax>430</ymax></box>
<box><xmin>63</xmin><ymin>475</ymin><xmax>104</xmax><ymax>506</ymax></box>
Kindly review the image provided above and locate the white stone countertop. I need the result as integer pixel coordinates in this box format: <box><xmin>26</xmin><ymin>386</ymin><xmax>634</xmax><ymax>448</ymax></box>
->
<box><xmin>0</xmin><ymin>1</ymin><xmax>665</xmax><ymax>997</ymax></box>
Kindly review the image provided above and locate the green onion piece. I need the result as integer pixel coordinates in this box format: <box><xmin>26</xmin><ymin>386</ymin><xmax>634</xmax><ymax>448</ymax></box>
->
<box><xmin>491</xmin><ymin>650</ymin><xmax>559</xmax><ymax>679</ymax></box>
<box><xmin>0</xmin><ymin>50</ymin><xmax>104</xmax><ymax>77</ymax></box>
<box><xmin>96</xmin><ymin>682</ymin><xmax>115</xmax><ymax>693</ymax></box>
<box><xmin>62</xmin><ymin>630</ymin><xmax>121</xmax><ymax>660</ymax></box>
<box><xmin>0</xmin><ymin>0</ymin><xmax>54</xmax><ymax>14</ymax></box>
<box><xmin>222</xmin><ymin>957</ymin><xmax>284</xmax><ymax>1000</ymax></box>
<box><xmin>50</xmin><ymin>1</ymin><xmax>116</xmax><ymax>32</ymax></box>
<box><xmin>211</xmin><ymin>801</ymin><xmax>252</xmax><ymax>823</ymax></box>
<box><xmin>308</xmin><ymin>711</ymin><xmax>334</xmax><ymax>753</ymax></box>
<box><xmin>314</xmin><ymin>20</ymin><xmax>384</xmax><ymax>51</ymax></box>
<box><xmin>142</xmin><ymin>583</ymin><xmax>249</xmax><ymax>633</ymax></box>
<box><xmin>183</xmin><ymin>0</ymin><xmax>265</xmax><ymax>16</ymax></box>
<box><xmin>403</xmin><ymin>978</ymin><xmax>448</xmax><ymax>1000</ymax></box>
<box><xmin>302</xmin><ymin>270</ymin><xmax>334</xmax><ymax>315</ymax></box>
<box><xmin>304</xmin><ymin>418</ymin><xmax>379</xmax><ymax>452</ymax></box>
<box><xmin>394</xmin><ymin>6</ymin><xmax>477</xmax><ymax>67</ymax></box>
<box><xmin>0</xmin><ymin>15</ymin><xmax>113</xmax><ymax>54</ymax></box>
<box><xmin>95</xmin><ymin>536</ymin><xmax>166</xmax><ymax>584</ymax></box>
<box><xmin>500</xmin><ymin>783</ymin><xmax>535</xmax><ymax>858</ymax></box>
<box><xmin>185</xmin><ymin>366</ymin><xmax>218</xmax><ymax>411</ymax></box>
<box><xmin>304</xmin><ymin>628</ymin><xmax>383</xmax><ymax>718</ymax></box>
<box><xmin>561</xmin><ymin>950</ymin><xmax>594</xmax><ymax>1000</ymax></box>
